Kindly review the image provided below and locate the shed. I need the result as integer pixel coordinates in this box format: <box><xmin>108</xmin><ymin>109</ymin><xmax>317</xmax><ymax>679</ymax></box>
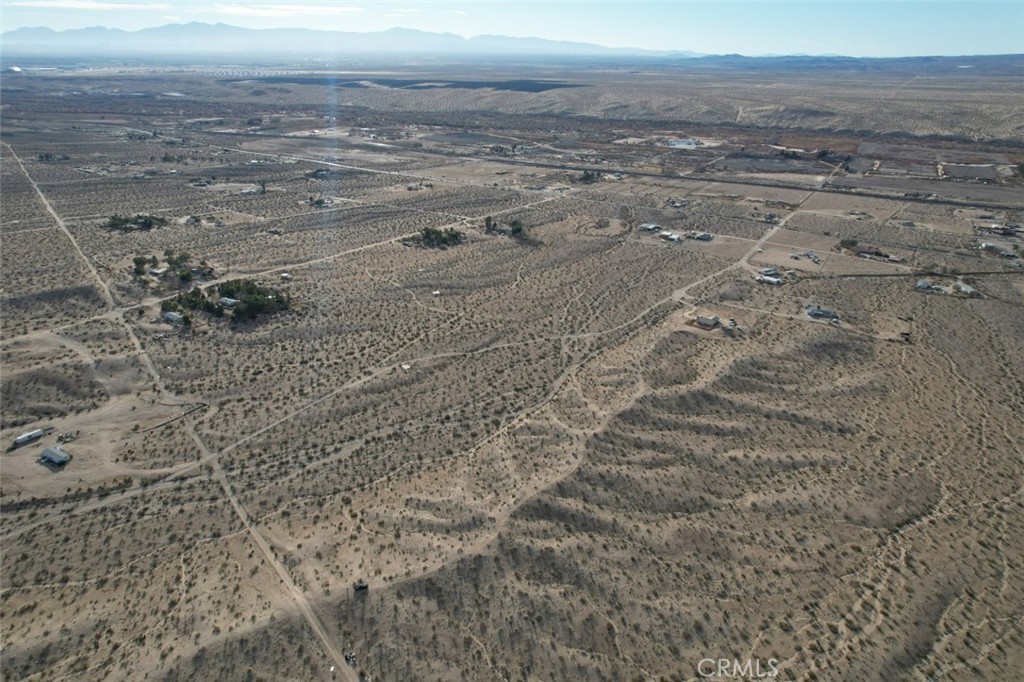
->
<box><xmin>162</xmin><ymin>311</ymin><xmax>184</xmax><ymax>325</ymax></box>
<box><xmin>956</xmin><ymin>283</ymin><xmax>980</xmax><ymax>298</ymax></box>
<box><xmin>219</xmin><ymin>297</ymin><xmax>240</xmax><ymax>308</ymax></box>
<box><xmin>41</xmin><ymin>446</ymin><xmax>71</xmax><ymax>466</ymax></box>
<box><xmin>696</xmin><ymin>315</ymin><xmax>720</xmax><ymax>329</ymax></box>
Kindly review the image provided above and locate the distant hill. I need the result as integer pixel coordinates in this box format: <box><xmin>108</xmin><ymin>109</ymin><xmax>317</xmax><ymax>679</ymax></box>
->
<box><xmin>0</xmin><ymin>22</ymin><xmax>702</xmax><ymax>59</ymax></box>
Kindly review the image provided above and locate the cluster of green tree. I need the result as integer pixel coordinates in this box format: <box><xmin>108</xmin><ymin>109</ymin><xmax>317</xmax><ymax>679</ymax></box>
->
<box><xmin>133</xmin><ymin>255</ymin><xmax>159</xmax><ymax>276</ymax></box>
<box><xmin>165</xmin><ymin>249</ymin><xmax>191</xmax><ymax>269</ymax></box>
<box><xmin>483</xmin><ymin>216</ymin><xmax>525</xmax><ymax>237</ymax></box>
<box><xmin>105</xmin><ymin>214</ymin><xmax>168</xmax><ymax>232</ymax></box>
<box><xmin>490</xmin><ymin>144</ymin><xmax>521</xmax><ymax>157</ymax></box>
<box><xmin>162</xmin><ymin>289</ymin><xmax>222</xmax><ymax>318</ymax></box>
<box><xmin>577</xmin><ymin>169</ymin><xmax>600</xmax><ymax>183</ymax></box>
<box><xmin>307</xmin><ymin>168</ymin><xmax>344</xmax><ymax>180</ymax></box>
<box><xmin>419</xmin><ymin>226</ymin><xmax>465</xmax><ymax>247</ymax></box>
<box><xmin>161</xmin><ymin>279</ymin><xmax>290</xmax><ymax>324</ymax></box>
<box><xmin>217</xmin><ymin>279</ymin><xmax>291</xmax><ymax>322</ymax></box>
<box><xmin>131</xmin><ymin>250</ymin><xmax>213</xmax><ymax>282</ymax></box>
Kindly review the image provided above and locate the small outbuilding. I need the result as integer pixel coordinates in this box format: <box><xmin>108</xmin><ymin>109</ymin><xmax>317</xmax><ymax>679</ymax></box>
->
<box><xmin>41</xmin><ymin>446</ymin><xmax>71</xmax><ymax>466</ymax></box>
<box><xmin>162</xmin><ymin>311</ymin><xmax>184</xmax><ymax>325</ymax></box>
<box><xmin>955</xmin><ymin>283</ymin><xmax>980</xmax><ymax>298</ymax></box>
<box><xmin>696</xmin><ymin>315</ymin><xmax>721</xmax><ymax>329</ymax></box>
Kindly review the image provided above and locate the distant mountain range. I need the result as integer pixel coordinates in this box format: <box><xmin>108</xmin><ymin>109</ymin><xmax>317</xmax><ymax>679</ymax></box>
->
<box><xmin>0</xmin><ymin>22</ymin><xmax>703</xmax><ymax>58</ymax></box>
<box><xmin>4</xmin><ymin>23</ymin><xmax>1020</xmax><ymax>73</ymax></box>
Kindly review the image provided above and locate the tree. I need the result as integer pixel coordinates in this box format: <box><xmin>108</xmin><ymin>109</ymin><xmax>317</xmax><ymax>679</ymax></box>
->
<box><xmin>133</xmin><ymin>256</ymin><xmax>149</xmax><ymax>277</ymax></box>
<box><xmin>419</xmin><ymin>226</ymin><xmax>464</xmax><ymax>247</ymax></box>
<box><xmin>105</xmin><ymin>214</ymin><xmax>168</xmax><ymax>232</ymax></box>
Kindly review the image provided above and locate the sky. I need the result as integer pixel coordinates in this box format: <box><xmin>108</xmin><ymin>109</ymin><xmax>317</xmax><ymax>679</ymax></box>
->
<box><xmin>1</xmin><ymin>0</ymin><xmax>1022</xmax><ymax>57</ymax></box>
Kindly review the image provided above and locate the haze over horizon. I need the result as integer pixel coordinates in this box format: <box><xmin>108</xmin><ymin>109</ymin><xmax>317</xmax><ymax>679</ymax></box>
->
<box><xmin>2</xmin><ymin>0</ymin><xmax>1022</xmax><ymax>58</ymax></box>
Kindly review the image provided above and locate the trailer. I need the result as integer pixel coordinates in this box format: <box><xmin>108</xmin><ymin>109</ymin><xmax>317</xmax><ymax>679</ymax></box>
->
<box><xmin>14</xmin><ymin>429</ymin><xmax>44</xmax><ymax>447</ymax></box>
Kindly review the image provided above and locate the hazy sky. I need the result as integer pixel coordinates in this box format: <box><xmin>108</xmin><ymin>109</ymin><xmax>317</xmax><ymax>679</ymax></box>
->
<box><xmin>2</xmin><ymin>1</ymin><xmax>1022</xmax><ymax>57</ymax></box>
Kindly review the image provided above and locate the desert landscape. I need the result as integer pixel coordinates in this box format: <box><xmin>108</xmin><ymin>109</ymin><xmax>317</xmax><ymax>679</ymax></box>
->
<box><xmin>2</xmin><ymin>56</ymin><xmax>1023</xmax><ymax>681</ymax></box>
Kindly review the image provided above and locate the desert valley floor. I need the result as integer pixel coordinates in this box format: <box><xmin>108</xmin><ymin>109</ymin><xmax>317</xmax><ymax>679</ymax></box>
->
<box><xmin>1</xmin><ymin>62</ymin><xmax>1023</xmax><ymax>681</ymax></box>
